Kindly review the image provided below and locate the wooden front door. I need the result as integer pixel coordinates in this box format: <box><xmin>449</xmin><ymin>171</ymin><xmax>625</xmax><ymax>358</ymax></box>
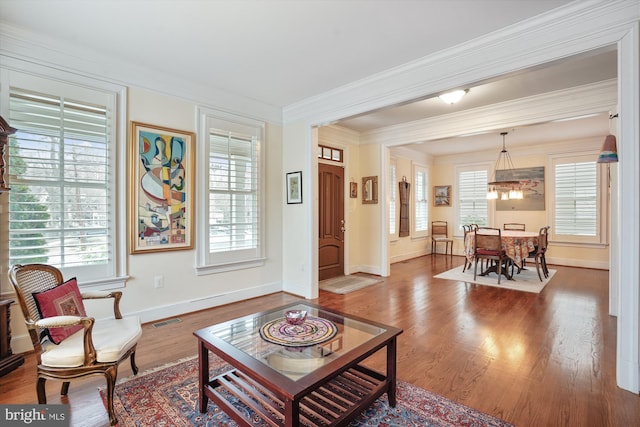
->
<box><xmin>319</xmin><ymin>163</ymin><xmax>345</xmax><ymax>281</ymax></box>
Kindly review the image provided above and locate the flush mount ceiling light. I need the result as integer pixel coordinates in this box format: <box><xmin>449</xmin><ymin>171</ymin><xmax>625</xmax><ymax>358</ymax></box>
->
<box><xmin>438</xmin><ymin>89</ymin><xmax>468</xmax><ymax>104</ymax></box>
<box><xmin>487</xmin><ymin>132</ymin><xmax>523</xmax><ymax>200</ymax></box>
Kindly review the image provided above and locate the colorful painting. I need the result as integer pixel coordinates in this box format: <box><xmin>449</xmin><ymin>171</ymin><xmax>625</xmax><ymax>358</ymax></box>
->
<box><xmin>129</xmin><ymin>122</ymin><xmax>194</xmax><ymax>253</ymax></box>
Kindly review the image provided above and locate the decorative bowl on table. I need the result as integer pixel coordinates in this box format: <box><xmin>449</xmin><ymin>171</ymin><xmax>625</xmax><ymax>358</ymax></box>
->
<box><xmin>284</xmin><ymin>309</ymin><xmax>307</xmax><ymax>325</ymax></box>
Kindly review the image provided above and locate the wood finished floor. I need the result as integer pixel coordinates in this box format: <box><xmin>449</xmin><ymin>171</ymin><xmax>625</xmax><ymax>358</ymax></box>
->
<box><xmin>1</xmin><ymin>255</ymin><xmax>638</xmax><ymax>426</ymax></box>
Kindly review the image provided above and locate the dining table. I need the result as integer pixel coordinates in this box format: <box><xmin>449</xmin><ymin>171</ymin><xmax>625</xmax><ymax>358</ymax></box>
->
<box><xmin>464</xmin><ymin>229</ymin><xmax>539</xmax><ymax>279</ymax></box>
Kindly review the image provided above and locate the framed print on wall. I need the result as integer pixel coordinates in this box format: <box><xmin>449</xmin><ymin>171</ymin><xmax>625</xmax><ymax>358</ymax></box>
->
<box><xmin>286</xmin><ymin>171</ymin><xmax>302</xmax><ymax>204</ymax></box>
<box><xmin>129</xmin><ymin>121</ymin><xmax>195</xmax><ymax>253</ymax></box>
<box><xmin>434</xmin><ymin>185</ymin><xmax>451</xmax><ymax>206</ymax></box>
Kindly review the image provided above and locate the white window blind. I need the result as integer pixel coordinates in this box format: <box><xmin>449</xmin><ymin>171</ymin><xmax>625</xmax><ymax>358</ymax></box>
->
<box><xmin>458</xmin><ymin>169</ymin><xmax>488</xmax><ymax>228</ymax></box>
<box><xmin>414</xmin><ymin>166</ymin><xmax>428</xmax><ymax>234</ymax></box>
<box><xmin>197</xmin><ymin>109</ymin><xmax>264</xmax><ymax>273</ymax></box>
<box><xmin>389</xmin><ymin>162</ymin><xmax>396</xmax><ymax>235</ymax></box>
<box><xmin>554</xmin><ymin>161</ymin><xmax>597</xmax><ymax>236</ymax></box>
<box><xmin>8</xmin><ymin>87</ymin><xmax>115</xmax><ymax>280</ymax></box>
<box><xmin>209</xmin><ymin>131</ymin><xmax>259</xmax><ymax>252</ymax></box>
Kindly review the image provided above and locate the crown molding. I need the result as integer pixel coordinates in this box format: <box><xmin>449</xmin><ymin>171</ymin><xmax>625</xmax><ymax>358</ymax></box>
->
<box><xmin>0</xmin><ymin>23</ymin><xmax>282</xmax><ymax>124</ymax></box>
<box><xmin>361</xmin><ymin>79</ymin><xmax>617</xmax><ymax>146</ymax></box>
<box><xmin>283</xmin><ymin>0</ymin><xmax>638</xmax><ymax>126</ymax></box>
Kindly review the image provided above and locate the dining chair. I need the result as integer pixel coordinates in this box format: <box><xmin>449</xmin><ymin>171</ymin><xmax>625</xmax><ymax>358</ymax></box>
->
<box><xmin>462</xmin><ymin>225</ymin><xmax>473</xmax><ymax>272</ymax></box>
<box><xmin>8</xmin><ymin>264</ymin><xmax>142</xmax><ymax>425</ymax></box>
<box><xmin>431</xmin><ymin>221</ymin><xmax>453</xmax><ymax>257</ymax></box>
<box><xmin>504</xmin><ymin>223</ymin><xmax>526</xmax><ymax>231</ymax></box>
<box><xmin>527</xmin><ymin>226</ymin><xmax>550</xmax><ymax>281</ymax></box>
<box><xmin>473</xmin><ymin>227</ymin><xmax>510</xmax><ymax>284</ymax></box>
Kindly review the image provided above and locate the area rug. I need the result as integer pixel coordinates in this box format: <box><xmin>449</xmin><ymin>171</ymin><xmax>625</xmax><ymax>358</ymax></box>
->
<box><xmin>101</xmin><ymin>355</ymin><xmax>513</xmax><ymax>427</ymax></box>
<box><xmin>434</xmin><ymin>264</ymin><xmax>556</xmax><ymax>293</ymax></box>
<box><xmin>319</xmin><ymin>275</ymin><xmax>383</xmax><ymax>294</ymax></box>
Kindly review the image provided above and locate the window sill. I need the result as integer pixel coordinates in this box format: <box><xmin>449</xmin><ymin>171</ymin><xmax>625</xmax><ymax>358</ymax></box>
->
<box><xmin>79</xmin><ymin>276</ymin><xmax>129</xmax><ymax>291</ymax></box>
<box><xmin>196</xmin><ymin>258</ymin><xmax>266</xmax><ymax>276</ymax></box>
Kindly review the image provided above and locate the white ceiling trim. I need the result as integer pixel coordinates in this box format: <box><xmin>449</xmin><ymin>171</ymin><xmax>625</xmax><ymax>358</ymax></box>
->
<box><xmin>283</xmin><ymin>0</ymin><xmax>635</xmax><ymax>126</ymax></box>
<box><xmin>0</xmin><ymin>23</ymin><xmax>283</xmax><ymax>124</ymax></box>
<box><xmin>362</xmin><ymin>79</ymin><xmax>617</xmax><ymax>146</ymax></box>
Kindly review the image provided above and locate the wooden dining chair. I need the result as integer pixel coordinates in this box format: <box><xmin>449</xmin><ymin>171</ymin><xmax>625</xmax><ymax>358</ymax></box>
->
<box><xmin>504</xmin><ymin>223</ymin><xmax>526</xmax><ymax>231</ymax></box>
<box><xmin>473</xmin><ymin>227</ymin><xmax>510</xmax><ymax>284</ymax></box>
<box><xmin>462</xmin><ymin>225</ymin><xmax>474</xmax><ymax>272</ymax></box>
<box><xmin>431</xmin><ymin>221</ymin><xmax>453</xmax><ymax>257</ymax></box>
<box><xmin>527</xmin><ymin>226</ymin><xmax>550</xmax><ymax>281</ymax></box>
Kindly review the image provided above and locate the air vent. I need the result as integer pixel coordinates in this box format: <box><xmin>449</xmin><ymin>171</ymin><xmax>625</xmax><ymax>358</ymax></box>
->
<box><xmin>152</xmin><ymin>318</ymin><xmax>182</xmax><ymax>328</ymax></box>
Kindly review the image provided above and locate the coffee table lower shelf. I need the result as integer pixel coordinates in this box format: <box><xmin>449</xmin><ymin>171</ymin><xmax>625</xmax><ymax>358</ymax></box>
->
<box><xmin>205</xmin><ymin>364</ymin><xmax>388</xmax><ymax>427</ymax></box>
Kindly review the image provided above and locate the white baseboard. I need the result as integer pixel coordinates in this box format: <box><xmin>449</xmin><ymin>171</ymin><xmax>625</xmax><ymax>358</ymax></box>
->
<box><xmin>131</xmin><ymin>281</ymin><xmax>283</xmax><ymax>324</ymax></box>
<box><xmin>544</xmin><ymin>256</ymin><xmax>608</xmax><ymax>270</ymax></box>
<box><xmin>11</xmin><ymin>281</ymin><xmax>283</xmax><ymax>354</ymax></box>
<box><xmin>390</xmin><ymin>249</ymin><xmax>429</xmax><ymax>264</ymax></box>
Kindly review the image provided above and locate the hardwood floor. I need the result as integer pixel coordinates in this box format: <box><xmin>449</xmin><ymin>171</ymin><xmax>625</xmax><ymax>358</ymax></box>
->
<box><xmin>1</xmin><ymin>256</ymin><xmax>638</xmax><ymax>426</ymax></box>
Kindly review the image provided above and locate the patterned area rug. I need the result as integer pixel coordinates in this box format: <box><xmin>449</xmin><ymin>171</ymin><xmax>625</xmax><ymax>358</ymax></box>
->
<box><xmin>319</xmin><ymin>275</ymin><xmax>383</xmax><ymax>294</ymax></box>
<box><xmin>434</xmin><ymin>265</ymin><xmax>556</xmax><ymax>293</ymax></box>
<box><xmin>101</xmin><ymin>355</ymin><xmax>513</xmax><ymax>427</ymax></box>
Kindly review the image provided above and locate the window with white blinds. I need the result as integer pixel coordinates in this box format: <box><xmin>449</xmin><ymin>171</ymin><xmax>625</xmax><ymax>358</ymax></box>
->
<box><xmin>197</xmin><ymin>109</ymin><xmax>264</xmax><ymax>273</ymax></box>
<box><xmin>389</xmin><ymin>161</ymin><xmax>396</xmax><ymax>236</ymax></box>
<box><xmin>413</xmin><ymin>164</ymin><xmax>428</xmax><ymax>236</ymax></box>
<box><xmin>554</xmin><ymin>161</ymin><xmax>597</xmax><ymax>236</ymax></box>
<box><xmin>6</xmin><ymin>80</ymin><xmax>119</xmax><ymax>284</ymax></box>
<box><xmin>457</xmin><ymin>168</ymin><xmax>489</xmax><ymax>231</ymax></box>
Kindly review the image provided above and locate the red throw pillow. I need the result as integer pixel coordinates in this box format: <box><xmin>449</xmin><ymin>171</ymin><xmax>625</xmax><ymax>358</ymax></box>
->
<box><xmin>33</xmin><ymin>277</ymin><xmax>87</xmax><ymax>344</ymax></box>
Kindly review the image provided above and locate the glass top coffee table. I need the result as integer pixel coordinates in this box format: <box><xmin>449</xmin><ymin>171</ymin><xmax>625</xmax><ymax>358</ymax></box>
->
<box><xmin>193</xmin><ymin>301</ymin><xmax>403</xmax><ymax>427</ymax></box>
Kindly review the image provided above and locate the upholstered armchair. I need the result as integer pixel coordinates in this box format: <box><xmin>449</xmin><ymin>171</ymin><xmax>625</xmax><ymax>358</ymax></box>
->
<box><xmin>8</xmin><ymin>263</ymin><xmax>141</xmax><ymax>425</ymax></box>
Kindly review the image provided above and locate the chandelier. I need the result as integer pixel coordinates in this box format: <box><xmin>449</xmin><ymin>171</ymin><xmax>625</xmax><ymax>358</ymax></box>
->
<box><xmin>487</xmin><ymin>132</ymin><xmax>523</xmax><ymax>200</ymax></box>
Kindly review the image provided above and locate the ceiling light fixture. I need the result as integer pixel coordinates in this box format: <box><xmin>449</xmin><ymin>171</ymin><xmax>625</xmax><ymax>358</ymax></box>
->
<box><xmin>487</xmin><ymin>132</ymin><xmax>523</xmax><ymax>200</ymax></box>
<box><xmin>438</xmin><ymin>89</ymin><xmax>468</xmax><ymax>104</ymax></box>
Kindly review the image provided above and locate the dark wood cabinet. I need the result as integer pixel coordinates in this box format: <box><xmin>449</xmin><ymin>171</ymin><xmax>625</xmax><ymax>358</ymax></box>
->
<box><xmin>0</xmin><ymin>299</ymin><xmax>24</xmax><ymax>377</ymax></box>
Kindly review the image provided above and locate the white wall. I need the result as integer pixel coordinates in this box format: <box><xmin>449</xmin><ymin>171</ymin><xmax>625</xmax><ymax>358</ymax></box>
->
<box><xmin>282</xmin><ymin>0</ymin><xmax>640</xmax><ymax>393</ymax></box>
<box><xmin>1</xmin><ymin>74</ymin><xmax>286</xmax><ymax>354</ymax></box>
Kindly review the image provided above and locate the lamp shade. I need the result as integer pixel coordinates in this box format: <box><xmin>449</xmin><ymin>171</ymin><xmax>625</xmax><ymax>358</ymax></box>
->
<box><xmin>597</xmin><ymin>134</ymin><xmax>618</xmax><ymax>163</ymax></box>
<box><xmin>438</xmin><ymin>89</ymin><xmax>467</xmax><ymax>104</ymax></box>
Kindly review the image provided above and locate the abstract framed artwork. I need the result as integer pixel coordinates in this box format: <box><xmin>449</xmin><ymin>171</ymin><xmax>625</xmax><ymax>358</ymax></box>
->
<box><xmin>434</xmin><ymin>185</ymin><xmax>451</xmax><ymax>206</ymax></box>
<box><xmin>129</xmin><ymin>122</ymin><xmax>195</xmax><ymax>253</ymax></box>
<box><xmin>286</xmin><ymin>171</ymin><xmax>302</xmax><ymax>204</ymax></box>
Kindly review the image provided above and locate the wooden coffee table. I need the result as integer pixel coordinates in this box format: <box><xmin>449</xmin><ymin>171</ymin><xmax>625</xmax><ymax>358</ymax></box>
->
<box><xmin>193</xmin><ymin>301</ymin><xmax>403</xmax><ymax>427</ymax></box>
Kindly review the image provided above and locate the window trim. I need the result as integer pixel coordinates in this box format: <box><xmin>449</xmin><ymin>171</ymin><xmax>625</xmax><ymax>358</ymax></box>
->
<box><xmin>1</xmin><ymin>66</ymin><xmax>128</xmax><ymax>290</ymax></box>
<box><xmin>389</xmin><ymin>158</ymin><xmax>398</xmax><ymax>240</ymax></box>
<box><xmin>412</xmin><ymin>162</ymin><xmax>428</xmax><ymax>238</ymax></box>
<box><xmin>195</xmin><ymin>106</ymin><xmax>266</xmax><ymax>275</ymax></box>
<box><xmin>454</xmin><ymin>162</ymin><xmax>493</xmax><ymax>237</ymax></box>
<box><xmin>547</xmin><ymin>151</ymin><xmax>607</xmax><ymax>246</ymax></box>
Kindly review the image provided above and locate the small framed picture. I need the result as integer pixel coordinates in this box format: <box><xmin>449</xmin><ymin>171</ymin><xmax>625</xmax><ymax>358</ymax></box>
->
<box><xmin>434</xmin><ymin>185</ymin><xmax>451</xmax><ymax>207</ymax></box>
<box><xmin>350</xmin><ymin>182</ymin><xmax>357</xmax><ymax>198</ymax></box>
<box><xmin>286</xmin><ymin>171</ymin><xmax>302</xmax><ymax>204</ymax></box>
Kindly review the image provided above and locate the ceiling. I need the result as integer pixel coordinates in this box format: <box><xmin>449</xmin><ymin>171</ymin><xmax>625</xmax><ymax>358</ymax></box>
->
<box><xmin>338</xmin><ymin>48</ymin><xmax>617</xmax><ymax>156</ymax></box>
<box><xmin>0</xmin><ymin>0</ymin><xmax>614</xmax><ymax>155</ymax></box>
<box><xmin>0</xmin><ymin>0</ymin><xmax>573</xmax><ymax>107</ymax></box>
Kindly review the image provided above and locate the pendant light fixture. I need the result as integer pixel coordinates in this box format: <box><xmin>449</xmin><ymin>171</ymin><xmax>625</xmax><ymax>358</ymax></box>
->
<box><xmin>487</xmin><ymin>132</ymin><xmax>523</xmax><ymax>200</ymax></box>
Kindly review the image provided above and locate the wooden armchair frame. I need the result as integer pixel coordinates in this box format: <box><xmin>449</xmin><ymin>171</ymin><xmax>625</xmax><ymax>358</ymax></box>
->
<box><xmin>8</xmin><ymin>263</ymin><xmax>139</xmax><ymax>425</ymax></box>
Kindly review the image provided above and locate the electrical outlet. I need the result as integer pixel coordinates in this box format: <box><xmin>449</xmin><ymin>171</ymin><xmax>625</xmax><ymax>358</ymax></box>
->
<box><xmin>154</xmin><ymin>275</ymin><xmax>164</xmax><ymax>289</ymax></box>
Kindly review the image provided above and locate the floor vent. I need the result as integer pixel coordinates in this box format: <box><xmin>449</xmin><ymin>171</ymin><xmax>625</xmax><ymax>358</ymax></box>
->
<box><xmin>152</xmin><ymin>318</ymin><xmax>182</xmax><ymax>328</ymax></box>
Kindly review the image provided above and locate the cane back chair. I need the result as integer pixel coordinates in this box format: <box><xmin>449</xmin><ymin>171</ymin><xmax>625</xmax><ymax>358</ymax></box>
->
<box><xmin>473</xmin><ymin>227</ymin><xmax>510</xmax><ymax>284</ymax></box>
<box><xmin>8</xmin><ymin>263</ymin><xmax>142</xmax><ymax>425</ymax></box>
